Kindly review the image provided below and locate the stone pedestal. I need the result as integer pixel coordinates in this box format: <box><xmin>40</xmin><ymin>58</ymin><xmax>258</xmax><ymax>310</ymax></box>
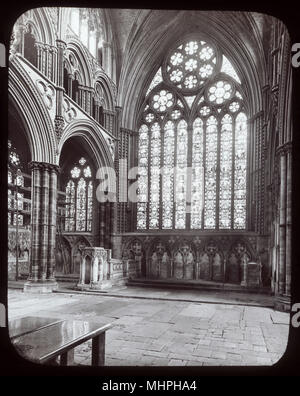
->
<box><xmin>77</xmin><ymin>247</ymin><xmax>112</xmax><ymax>290</ymax></box>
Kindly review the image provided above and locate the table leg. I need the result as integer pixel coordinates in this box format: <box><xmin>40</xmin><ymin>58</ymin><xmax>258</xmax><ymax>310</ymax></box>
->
<box><xmin>60</xmin><ymin>349</ymin><xmax>74</xmax><ymax>366</ymax></box>
<box><xmin>92</xmin><ymin>333</ymin><xmax>105</xmax><ymax>366</ymax></box>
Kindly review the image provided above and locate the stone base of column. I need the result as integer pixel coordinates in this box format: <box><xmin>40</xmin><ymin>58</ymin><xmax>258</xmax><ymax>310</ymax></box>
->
<box><xmin>23</xmin><ymin>280</ymin><xmax>58</xmax><ymax>293</ymax></box>
<box><xmin>274</xmin><ymin>294</ymin><xmax>291</xmax><ymax>312</ymax></box>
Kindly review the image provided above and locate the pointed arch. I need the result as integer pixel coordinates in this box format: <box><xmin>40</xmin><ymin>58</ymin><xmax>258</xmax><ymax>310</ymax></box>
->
<box><xmin>58</xmin><ymin>119</ymin><xmax>114</xmax><ymax>170</ymax></box>
<box><xmin>9</xmin><ymin>56</ymin><xmax>56</xmax><ymax>164</ymax></box>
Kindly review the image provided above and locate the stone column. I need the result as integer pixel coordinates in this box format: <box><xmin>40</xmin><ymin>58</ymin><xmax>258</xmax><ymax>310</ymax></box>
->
<box><xmin>47</xmin><ymin>165</ymin><xmax>59</xmax><ymax>281</ymax></box>
<box><xmin>40</xmin><ymin>164</ymin><xmax>50</xmax><ymax>281</ymax></box>
<box><xmin>285</xmin><ymin>148</ymin><xmax>292</xmax><ymax>296</ymax></box>
<box><xmin>104</xmin><ymin>202</ymin><xmax>111</xmax><ymax>249</ymax></box>
<box><xmin>36</xmin><ymin>42</ymin><xmax>43</xmax><ymax>72</ymax></box>
<box><xmin>278</xmin><ymin>153</ymin><xmax>286</xmax><ymax>294</ymax></box>
<box><xmin>27</xmin><ymin>162</ymin><xmax>41</xmax><ymax>283</ymax></box>
<box><xmin>99</xmin><ymin>203</ymin><xmax>105</xmax><ymax>247</ymax></box>
<box><xmin>55</xmin><ymin>40</ymin><xmax>66</xmax><ymax>141</ymax></box>
<box><xmin>274</xmin><ymin>145</ymin><xmax>291</xmax><ymax>311</ymax></box>
<box><xmin>78</xmin><ymin>85</ymin><xmax>84</xmax><ymax>109</ymax></box>
<box><xmin>24</xmin><ymin>162</ymin><xmax>59</xmax><ymax>293</ymax></box>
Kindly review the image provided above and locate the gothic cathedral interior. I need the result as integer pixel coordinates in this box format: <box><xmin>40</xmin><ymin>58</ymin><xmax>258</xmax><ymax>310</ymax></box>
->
<box><xmin>8</xmin><ymin>8</ymin><xmax>292</xmax><ymax>312</ymax></box>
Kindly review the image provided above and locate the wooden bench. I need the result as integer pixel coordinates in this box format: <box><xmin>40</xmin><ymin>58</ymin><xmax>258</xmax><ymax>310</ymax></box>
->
<box><xmin>9</xmin><ymin>316</ymin><xmax>112</xmax><ymax>366</ymax></box>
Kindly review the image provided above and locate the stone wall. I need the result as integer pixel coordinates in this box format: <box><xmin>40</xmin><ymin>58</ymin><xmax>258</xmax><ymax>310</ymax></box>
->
<box><xmin>120</xmin><ymin>232</ymin><xmax>270</xmax><ymax>287</ymax></box>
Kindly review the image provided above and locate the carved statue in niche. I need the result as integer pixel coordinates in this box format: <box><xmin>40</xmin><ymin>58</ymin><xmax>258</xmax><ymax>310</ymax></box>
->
<box><xmin>174</xmin><ymin>241</ymin><xmax>194</xmax><ymax>280</ymax></box>
<box><xmin>199</xmin><ymin>252</ymin><xmax>210</xmax><ymax>280</ymax></box>
<box><xmin>160</xmin><ymin>251</ymin><xmax>170</xmax><ymax>279</ymax></box>
<box><xmin>227</xmin><ymin>252</ymin><xmax>239</xmax><ymax>283</ymax></box>
<box><xmin>198</xmin><ymin>240</ymin><xmax>223</xmax><ymax>282</ymax></box>
<box><xmin>149</xmin><ymin>242</ymin><xmax>166</xmax><ymax>278</ymax></box>
<box><xmin>212</xmin><ymin>252</ymin><xmax>223</xmax><ymax>282</ymax></box>
<box><xmin>226</xmin><ymin>242</ymin><xmax>250</xmax><ymax>284</ymax></box>
<box><xmin>150</xmin><ymin>252</ymin><xmax>159</xmax><ymax>278</ymax></box>
<box><xmin>173</xmin><ymin>250</ymin><xmax>184</xmax><ymax>279</ymax></box>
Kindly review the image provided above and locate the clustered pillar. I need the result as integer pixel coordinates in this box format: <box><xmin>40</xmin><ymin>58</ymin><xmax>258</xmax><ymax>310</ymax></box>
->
<box><xmin>274</xmin><ymin>144</ymin><xmax>292</xmax><ymax>311</ymax></box>
<box><xmin>24</xmin><ymin>162</ymin><xmax>59</xmax><ymax>293</ymax></box>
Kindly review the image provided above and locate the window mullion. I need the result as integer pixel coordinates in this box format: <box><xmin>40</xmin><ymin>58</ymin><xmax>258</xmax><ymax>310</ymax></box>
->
<box><xmin>202</xmin><ymin>120</ymin><xmax>206</xmax><ymax>230</ymax></box>
<box><xmin>173</xmin><ymin>121</ymin><xmax>178</xmax><ymax>230</ymax></box>
<box><xmin>75</xmin><ymin>182</ymin><xmax>78</xmax><ymax>231</ymax></box>
<box><xmin>85</xmin><ymin>176</ymin><xmax>88</xmax><ymax>231</ymax></box>
<box><xmin>231</xmin><ymin>117</ymin><xmax>236</xmax><ymax>230</ymax></box>
<box><xmin>159</xmin><ymin>125</ymin><xmax>164</xmax><ymax>230</ymax></box>
<box><xmin>186</xmin><ymin>122</ymin><xmax>193</xmax><ymax>230</ymax></box>
<box><xmin>216</xmin><ymin>117</ymin><xmax>221</xmax><ymax>230</ymax></box>
<box><xmin>147</xmin><ymin>127</ymin><xmax>151</xmax><ymax>230</ymax></box>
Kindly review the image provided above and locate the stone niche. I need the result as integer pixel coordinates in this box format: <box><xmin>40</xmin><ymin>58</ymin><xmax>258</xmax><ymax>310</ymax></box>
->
<box><xmin>77</xmin><ymin>247</ymin><xmax>112</xmax><ymax>290</ymax></box>
<box><xmin>243</xmin><ymin>261</ymin><xmax>262</xmax><ymax>287</ymax></box>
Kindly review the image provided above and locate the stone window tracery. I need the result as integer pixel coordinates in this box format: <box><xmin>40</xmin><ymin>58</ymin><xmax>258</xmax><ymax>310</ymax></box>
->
<box><xmin>137</xmin><ymin>37</ymin><xmax>247</xmax><ymax>230</ymax></box>
<box><xmin>65</xmin><ymin>157</ymin><xmax>93</xmax><ymax>232</ymax></box>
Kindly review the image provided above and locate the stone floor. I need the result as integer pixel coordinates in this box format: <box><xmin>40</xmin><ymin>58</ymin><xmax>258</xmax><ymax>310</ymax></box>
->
<box><xmin>8</xmin><ymin>287</ymin><xmax>289</xmax><ymax>367</ymax></box>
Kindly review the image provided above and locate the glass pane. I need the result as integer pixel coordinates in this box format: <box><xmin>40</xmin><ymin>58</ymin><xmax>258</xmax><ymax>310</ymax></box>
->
<box><xmin>221</xmin><ymin>55</ymin><xmax>241</xmax><ymax>84</ymax></box>
<box><xmin>149</xmin><ymin>123</ymin><xmax>161</xmax><ymax>229</ymax></box>
<box><xmin>208</xmin><ymin>80</ymin><xmax>233</xmax><ymax>105</ymax></box>
<box><xmin>162</xmin><ymin>120</ymin><xmax>175</xmax><ymax>229</ymax></box>
<box><xmin>87</xmin><ymin>181</ymin><xmax>93</xmax><ymax>231</ymax></box>
<box><xmin>175</xmin><ymin>120</ymin><xmax>188</xmax><ymax>229</ymax></box>
<box><xmin>76</xmin><ymin>178</ymin><xmax>87</xmax><ymax>231</ymax></box>
<box><xmin>191</xmin><ymin>118</ymin><xmax>204</xmax><ymax>229</ymax></box>
<box><xmin>146</xmin><ymin>68</ymin><xmax>163</xmax><ymax>96</ymax></box>
<box><xmin>204</xmin><ymin>116</ymin><xmax>218</xmax><ymax>229</ymax></box>
<box><xmin>234</xmin><ymin>112</ymin><xmax>247</xmax><ymax>229</ymax></box>
<box><xmin>65</xmin><ymin>180</ymin><xmax>75</xmax><ymax>231</ymax></box>
<box><xmin>219</xmin><ymin>114</ymin><xmax>233</xmax><ymax>229</ymax></box>
<box><xmin>137</xmin><ymin>124</ymin><xmax>149</xmax><ymax>229</ymax></box>
<box><xmin>167</xmin><ymin>39</ymin><xmax>216</xmax><ymax>91</ymax></box>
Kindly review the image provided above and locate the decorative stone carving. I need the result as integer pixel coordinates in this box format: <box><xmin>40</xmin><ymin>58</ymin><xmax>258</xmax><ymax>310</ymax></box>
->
<box><xmin>77</xmin><ymin>247</ymin><xmax>110</xmax><ymax>290</ymax></box>
<box><xmin>121</xmin><ymin>234</ymin><xmax>264</xmax><ymax>287</ymax></box>
<box><xmin>63</xmin><ymin>98</ymin><xmax>77</xmax><ymax>123</ymax></box>
<box><xmin>36</xmin><ymin>79</ymin><xmax>55</xmax><ymax>110</ymax></box>
<box><xmin>106</xmin><ymin>137</ymin><xmax>115</xmax><ymax>160</ymax></box>
<box><xmin>54</xmin><ymin>115</ymin><xmax>65</xmax><ymax>142</ymax></box>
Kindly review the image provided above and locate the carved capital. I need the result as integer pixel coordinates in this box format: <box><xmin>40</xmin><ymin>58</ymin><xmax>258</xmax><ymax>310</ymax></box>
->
<box><xmin>29</xmin><ymin>161</ymin><xmax>59</xmax><ymax>174</ymax></box>
<box><xmin>54</xmin><ymin>115</ymin><xmax>65</xmax><ymax>141</ymax></box>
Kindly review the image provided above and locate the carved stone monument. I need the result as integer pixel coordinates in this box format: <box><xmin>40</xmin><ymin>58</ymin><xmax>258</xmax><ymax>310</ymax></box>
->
<box><xmin>77</xmin><ymin>247</ymin><xmax>112</xmax><ymax>290</ymax></box>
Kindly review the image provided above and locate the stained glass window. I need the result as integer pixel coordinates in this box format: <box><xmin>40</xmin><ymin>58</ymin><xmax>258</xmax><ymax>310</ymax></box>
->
<box><xmin>137</xmin><ymin>37</ymin><xmax>247</xmax><ymax>230</ymax></box>
<box><xmin>8</xmin><ymin>141</ymin><xmax>24</xmax><ymax>226</ymax></box>
<box><xmin>65</xmin><ymin>158</ymin><xmax>93</xmax><ymax>232</ymax></box>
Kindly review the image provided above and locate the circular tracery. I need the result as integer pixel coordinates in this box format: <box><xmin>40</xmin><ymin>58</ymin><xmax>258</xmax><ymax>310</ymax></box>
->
<box><xmin>166</xmin><ymin>39</ymin><xmax>217</xmax><ymax>91</ymax></box>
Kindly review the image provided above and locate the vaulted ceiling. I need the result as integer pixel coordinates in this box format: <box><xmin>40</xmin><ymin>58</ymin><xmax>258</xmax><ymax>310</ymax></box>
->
<box><xmin>105</xmin><ymin>9</ymin><xmax>275</xmax><ymax>129</ymax></box>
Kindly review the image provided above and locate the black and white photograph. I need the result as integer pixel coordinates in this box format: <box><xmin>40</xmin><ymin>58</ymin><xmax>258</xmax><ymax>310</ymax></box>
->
<box><xmin>5</xmin><ymin>6</ymin><xmax>294</xmax><ymax>370</ymax></box>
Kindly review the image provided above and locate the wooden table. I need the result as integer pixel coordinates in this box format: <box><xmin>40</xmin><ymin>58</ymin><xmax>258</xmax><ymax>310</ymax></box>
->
<box><xmin>10</xmin><ymin>317</ymin><xmax>112</xmax><ymax>366</ymax></box>
<box><xmin>9</xmin><ymin>316</ymin><xmax>64</xmax><ymax>339</ymax></box>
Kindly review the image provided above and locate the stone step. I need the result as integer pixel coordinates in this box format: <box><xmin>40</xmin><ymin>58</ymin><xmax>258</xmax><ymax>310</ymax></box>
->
<box><xmin>127</xmin><ymin>278</ymin><xmax>271</xmax><ymax>295</ymax></box>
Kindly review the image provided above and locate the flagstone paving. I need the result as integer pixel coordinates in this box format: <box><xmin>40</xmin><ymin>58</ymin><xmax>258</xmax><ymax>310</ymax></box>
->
<box><xmin>7</xmin><ymin>289</ymin><xmax>289</xmax><ymax>367</ymax></box>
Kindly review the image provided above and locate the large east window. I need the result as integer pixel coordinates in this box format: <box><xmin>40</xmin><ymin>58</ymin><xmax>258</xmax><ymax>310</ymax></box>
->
<box><xmin>137</xmin><ymin>37</ymin><xmax>248</xmax><ymax>230</ymax></box>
